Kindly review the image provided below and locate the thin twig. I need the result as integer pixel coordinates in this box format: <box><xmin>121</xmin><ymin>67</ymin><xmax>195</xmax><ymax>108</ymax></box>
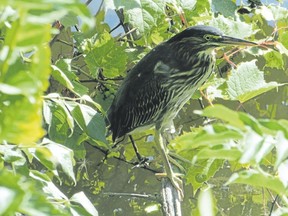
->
<box><xmin>103</xmin><ymin>192</ymin><xmax>159</xmax><ymax>200</ymax></box>
<box><xmin>117</xmin><ymin>28</ymin><xmax>137</xmax><ymax>41</ymax></box>
<box><xmin>71</xmin><ymin>65</ymin><xmax>119</xmax><ymax>86</ymax></box>
<box><xmin>269</xmin><ymin>194</ymin><xmax>279</xmax><ymax>216</ymax></box>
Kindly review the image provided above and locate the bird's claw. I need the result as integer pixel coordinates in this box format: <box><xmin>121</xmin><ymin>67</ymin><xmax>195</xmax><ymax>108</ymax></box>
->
<box><xmin>156</xmin><ymin>172</ymin><xmax>184</xmax><ymax>200</ymax></box>
<box><xmin>132</xmin><ymin>156</ymin><xmax>151</xmax><ymax>168</ymax></box>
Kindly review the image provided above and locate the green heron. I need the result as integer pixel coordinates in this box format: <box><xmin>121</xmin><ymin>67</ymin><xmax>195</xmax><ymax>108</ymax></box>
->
<box><xmin>107</xmin><ymin>25</ymin><xmax>256</xmax><ymax>197</ymax></box>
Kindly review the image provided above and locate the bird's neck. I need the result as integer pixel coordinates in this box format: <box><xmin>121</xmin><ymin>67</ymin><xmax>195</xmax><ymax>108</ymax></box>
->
<box><xmin>169</xmin><ymin>42</ymin><xmax>216</xmax><ymax>71</ymax></box>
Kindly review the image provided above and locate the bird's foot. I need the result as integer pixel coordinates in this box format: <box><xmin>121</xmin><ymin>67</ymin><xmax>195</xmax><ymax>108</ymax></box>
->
<box><xmin>133</xmin><ymin>156</ymin><xmax>152</xmax><ymax>168</ymax></box>
<box><xmin>156</xmin><ymin>171</ymin><xmax>184</xmax><ymax>200</ymax></box>
<box><xmin>168</xmin><ymin>153</ymin><xmax>186</xmax><ymax>173</ymax></box>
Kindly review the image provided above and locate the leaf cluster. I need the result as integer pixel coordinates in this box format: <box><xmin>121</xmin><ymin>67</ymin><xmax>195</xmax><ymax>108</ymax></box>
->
<box><xmin>1</xmin><ymin>0</ymin><xmax>288</xmax><ymax>215</ymax></box>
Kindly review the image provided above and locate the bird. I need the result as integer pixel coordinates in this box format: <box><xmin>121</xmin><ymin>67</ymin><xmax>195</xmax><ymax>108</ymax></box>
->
<box><xmin>107</xmin><ymin>25</ymin><xmax>256</xmax><ymax>197</ymax></box>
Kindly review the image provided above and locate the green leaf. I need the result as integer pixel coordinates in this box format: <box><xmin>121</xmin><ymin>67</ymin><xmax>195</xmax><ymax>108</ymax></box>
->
<box><xmin>60</xmin><ymin>12</ymin><xmax>79</xmax><ymax>27</ymax></box>
<box><xmin>179</xmin><ymin>0</ymin><xmax>197</xmax><ymax>10</ymax></box>
<box><xmin>112</xmin><ymin>0</ymin><xmax>166</xmax><ymax>42</ymax></box>
<box><xmin>44</xmin><ymin>139</ymin><xmax>76</xmax><ymax>184</ymax></box>
<box><xmin>70</xmin><ymin>104</ymin><xmax>107</xmax><ymax>143</ymax></box>
<box><xmin>173</xmin><ymin>126</ymin><xmax>242</xmax><ymax>152</ymax></box>
<box><xmin>29</xmin><ymin>170</ymin><xmax>68</xmax><ymax>200</ymax></box>
<box><xmin>45</xmin><ymin>99</ymin><xmax>72</xmax><ymax>143</ymax></box>
<box><xmin>52</xmin><ymin>59</ymin><xmax>89</xmax><ymax>96</ymax></box>
<box><xmin>80</xmin><ymin>94</ymin><xmax>105</xmax><ymax>114</ymax></box>
<box><xmin>186</xmin><ymin>159</ymin><xmax>223</xmax><ymax>192</ymax></box>
<box><xmin>268</xmin><ymin>5</ymin><xmax>288</xmax><ymax>21</ymax></box>
<box><xmin>0</xmin><ymin>83</ymin><xmax>22</xmax><ymax>95</ymax></box>
<box><xmin>0</xmin><ymin>29</ymin><xmax>49</xmax><ymax>144</ymax></box>
<box><xmin>279</xmin><ymin>29</ymin><xmax>288</xmax><ymax>50</ymax></box>
<box><xmin>278</xmin><ymin>160</ymin><xmax>288</xmax><ymax>188</ymax></box>
<box><xmin>274</xmin><ymin>132</ymin><xmax>288</xmax><ymax>168</ymax></box>
<box><xmin>276</xmin><ymin>42</ymin><xmax>288</xmax><ymax>56</ymax></box>
<box><xmin>70</xmin><ymin>192</ymin><xmax>98</xmax><ymax>216</ymax></box>
<box><xmin>32</xmin><ymin>145</ymin><xmax>55</xmax><ymax>171</ymax></box>
<box><xmin>197</xmin><ymin>148</ymin><xmax>241</xmax><ymax>161</ymax></box>
<box><xmin>51</xmin><ymin>98</ymin><xmax>75</xmax><ymax>136</ymax></box>
<box><xmin>85</xmin><ymin>32</ymin><xmax>127</xmax><ymax>78</ymax></box>
<box><xmin>226</xmin><ymin>169</ymin><xmax>286</xmax><ymax>196</ymax></box>
<box><xmin>198</xmin><ymin>188</ymin><xmax>216</xmax><ymax>216</ymax></box>
<box><xmin>212</xmin><ymin>0</ymin><xmax>237</xmax><ymax>17</ymax></box>
<box><xmin>51</xmin><ymin>65</ymin><xmax>75</xmax><ymax>91</ymax></box>
<box><xmin>226</xmin><ymin>60</ymin><xmax>282</xmax><ymax>103</ymax></box>
<box><xmin>0</xmin><ymin>0</ymin><xmax>93</xmax><ymax>27</ymax></box>
<box><xmin>64</xmin><ymin>125</ymin><xmax>87</xmax><ymax>160</ymax></box>
<box><xmin>189</xmin><ymin>0</ymin><xmax>211</xmax><ymax>23</ymax></box>
<box><xmin>198</xmin><ymin>104</ymin><xmax>246</xmax><ymax>129</ymax></box>
<box><xmin>263</xmin><ymin>50</ymin><xmax>284</xmax><ymax>69</ymax></box>
<box><xmin>0</xmin><ymin>170</ymin><xmax>24</xmax><ymax>215</ymax></box>
<box><xmin>239</xmin><ymin>131</ymin><xmax>273</xmax><ymax>164</ymax></box>
<box><xmin>238</xmin><ymin>113</ymin><xmax>262</xmax><ymax>135</ymax></box>
<box><xmin>210</xmin><ymin>14</ymin><xmax>254</xmax><ymax>38</ymax></box>
<box><xmin>0</xmin><ymin>169</ymin><xmax>64</xmax><ymax>216</ymax></box>
<box><xmin>0</xmin><ymin>145</ymin><xmax>26</xmax><ymax>165</ymax></box>
<box><xmin>259</xmin><ymin>119</ymin><xmax>288</xmax><ymax>138</ymax></box>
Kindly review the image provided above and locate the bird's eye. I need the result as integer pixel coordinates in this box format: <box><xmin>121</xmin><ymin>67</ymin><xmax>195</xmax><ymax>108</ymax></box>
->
<box><xmin>204</xmin><ymin>34</ymin><xmax>213</xmax><ymax>41</ymax></box>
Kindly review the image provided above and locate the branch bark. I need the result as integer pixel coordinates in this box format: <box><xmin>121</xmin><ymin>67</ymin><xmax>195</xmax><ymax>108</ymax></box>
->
<box><xmin>161</xmin><ymin>178</ymin><xmax>182</xmax><ymax>216</ymax></box>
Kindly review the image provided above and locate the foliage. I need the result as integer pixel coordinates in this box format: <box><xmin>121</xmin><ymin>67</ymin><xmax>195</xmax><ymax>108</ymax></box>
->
<box><xmin>0</xmin><ymin>0</ymin><xmax>288</xmax><ymax>215</ymax></box>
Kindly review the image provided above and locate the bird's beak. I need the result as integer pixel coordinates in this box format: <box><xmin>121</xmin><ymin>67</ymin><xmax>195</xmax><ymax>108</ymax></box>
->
<box><xmin>220</xmin><ymin>35</ymin><xmax>257</xmax><ymax>47</ymax></box>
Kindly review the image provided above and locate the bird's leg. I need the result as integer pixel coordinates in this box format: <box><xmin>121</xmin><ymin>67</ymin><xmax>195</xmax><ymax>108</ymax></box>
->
<box><xmin>162</xmin><ymin>122</ymin><xmax>185</xmax><ymax>172</ymax></box>
<box><xmin>162</xmin><ymin>121</ymin><xmax>176</xmax><ymax>142</ymax></box>
<box><xmin>155</xmin><ymin>128</ymin><xmax>184</xmax><ymax>199</ymax></box>
<box><xmin>129</xmin><ymin>135</ymin><xmax>149</xmax><ymax>166</ymax></box>
<box><xmin>129</xmin><ymin>135</ymin><xmax>142</xmax><ymax>161</ymax></box>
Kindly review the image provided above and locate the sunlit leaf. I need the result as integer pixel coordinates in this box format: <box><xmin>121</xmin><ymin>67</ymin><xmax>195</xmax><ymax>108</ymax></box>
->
<box><xmin>179</xmin><ymin>0</ymin><xmax>197</xmax><ymax>10</ymax></box>
<box><xmin>238</xmin><ymin>112</ymin><xmax>262</xmax><ymax>135</ymax></box>
<box><xmin>186</xmin><ymin>159</ymin><xmax>223</xmax><ymax>192</ymax></box>
<box><xmin>0</xmin><ymin>169</ymin><xmax>64</xmax><ymax>216</ymax></box>
<box><xmin>210</xmin><ymin>14</ymin><xmax>254</xmax><ymax>38</ymax></box>
<box><xmin>51</xmin><ymin>65</ymin><xmax>75</xmax><ymax>91</ymax></box>
<box><xmin>44</xmin><ymin>99</ymin><xmax>72</xmax><ymax>143</ymax></box>
<box><xmin>226</xmin><ymin>169</ymin><xmax>286</xmax><ymax>196</ymax></box>
<box><xmin>29</xmin><ymin>170</ymin><xmax>67</xmax><ymax>200</ymax></box>
<box><xmin>197</xmin><ymin>104</ymin><xmax>245</xmax><ymax>129</ymax></box>
<box><xmin>70</xmin><ymin>192</ymin><xmax>98</xmax><ymax>216</ymax></box>
<box><xmin>212</xmin><ymin>0</ymin><xmax>237</xmax><ymax>17</ymax></box>
<box><xmin>0</xmin><ymin>170</ymin><xmax>24</xmax><ymax>215</ymax></box>
<box><xmin>60</xmin><ymin>12</ymin><xmax>79</xmax><ymax>27</ymax></box>
<box><xmin>52</xmin><ymin>98</ymin><xmax>75</xmax><ymax>136</ymax></box>
<box><xmin>52</xmin><ymin>59</ymin><xmax>89</xmax><ymax>96</ymax></box>
<box><xmin>0</xmin><ymin>83</ymin><xmax>22</xmax><ymax>95</ymax></box>
<box><xmin>259</xmin><ymin>119</ymin><xmax>288</xmax><ymax>138</ymax></box>
<box><xmin>198</xmin><ymin>188</ymin><xmax>216</xmax><ymax>216</ymax></box>
<box><xmin>264</xmin><ymin>50</ymin><xmax>284</xmax><ymax>69</ymax></box>
<box><xmin>274</xmin><ymin>131</ymin><xmax>288</xmax><ymax>168</ymax></box>
<box><xmin>269</xmin><ymin>5</ymin><xmax>288</xmax><ymax>21</ymax></box>
<box><xmin>173</xmin><ymin>125</ymin><xmax>242</xmax><ymax>152</ymax></box>
<box><xmin>112</xmin><ymin>0</ymin><xmax>166</xmax><ymax>42</ymax></box>
<box><xmin>70</xmin><ymin>104</ymin><xmax>107</xmax><ymax>143</ymax></box>
<box><xmin>0</xmin><ymin>0</ymin><xmax>93</xmax><ymax>27</ymax></box>
<box><xmin>239</xmin><ymin>131</ymin><xmax>269</xmax><ymax>164</ymax></box>
<box><xmin>0</xmin><ymin>145</ymin><xmax>26</xmax><ymax>165</ymax></box>
<box><xmin>278</xmin><ymin>160</ymin><xmax>288</xmax><ymax>188</ymax></box>
<box><xmin>85</xmin><ymin>32</ymin><xmax>127</xmax><ymax>78</ymax></box>
<box><xmin>226</xmin><ymin>60</ymin><xmax>282</xmax><ymax>103</ymax></box>
<box><xmin>32</xmin><ymin>146</ymin><xmax>55</xmax><ymax>171</ymax></box>
<box><xmin>197</xmin><ymin>148</ymin><xmax>241</xmax><ymax>161</ymax></box>
<box><xmin>278</xmin><ymin>29</ymin><xmax>288</xmax><ymax>50</ymax></box>
<box><xmin>44</xmin><ymin>139</ymin><xmax>76</xmax><ymax>184</ymax></box>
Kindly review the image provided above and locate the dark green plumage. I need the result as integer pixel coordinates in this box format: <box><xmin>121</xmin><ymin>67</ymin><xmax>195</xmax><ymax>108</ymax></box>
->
<box><xmin>108</xmin><ymin>25</ymin><xmax>256</xmax><ymax>141</ymax></box>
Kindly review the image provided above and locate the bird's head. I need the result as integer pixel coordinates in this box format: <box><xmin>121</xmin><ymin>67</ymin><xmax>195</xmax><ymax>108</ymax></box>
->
<box><xmin>168</xmin><ymin>25</ymin><xmax>256</xmax><ymax>50</ymax></box>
